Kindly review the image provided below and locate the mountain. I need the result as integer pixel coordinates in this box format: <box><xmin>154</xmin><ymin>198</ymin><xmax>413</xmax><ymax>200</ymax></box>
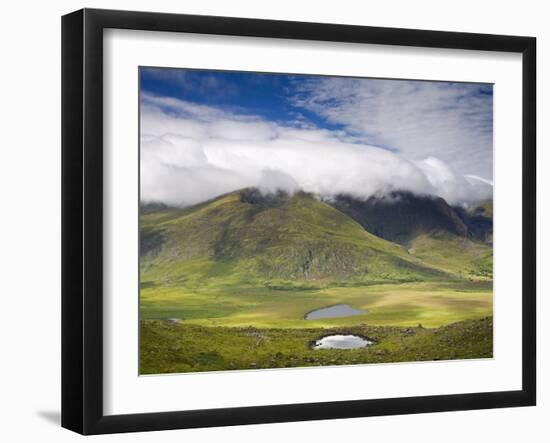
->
<box><xmin>454</xmin><ymin>200</ymin><xmax>493</xmax><ymax>245</ymax></box>
<box><xmin>327</xmin><ymin>191</ymin><xmax>492</xmax><ymax>279</ymax></box>
<box><xmin>141</xmin><ymin>189</ymin><xmax>493</xmax><ymax>286</ymax></box>
<box><xmin>140</xmin><ymin>189</ymin><xmax>453</xmax><ymax>287</ymax></box>
<box><xmin>327</xmin><ymin>191</ymin><xmax>468</xmax><ymax>245</ymax></box>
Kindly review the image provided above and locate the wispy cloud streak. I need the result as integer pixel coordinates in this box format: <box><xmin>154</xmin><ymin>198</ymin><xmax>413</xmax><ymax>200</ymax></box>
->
<box><xmin>290</xmin><ymin>78</ymin><xmax>493</xmax><ymax>180</ymax></box>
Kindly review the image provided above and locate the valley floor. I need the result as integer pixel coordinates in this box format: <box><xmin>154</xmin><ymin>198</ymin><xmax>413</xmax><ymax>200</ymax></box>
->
<box><xmin>139</xmin><ymin>280</ymin><xmax>493</xmax><ymax>374</ymax></box>
<box><xmin>140</xmin><ymin>280</ymin><xmax>493</xmax><ymax>329</ymax></box>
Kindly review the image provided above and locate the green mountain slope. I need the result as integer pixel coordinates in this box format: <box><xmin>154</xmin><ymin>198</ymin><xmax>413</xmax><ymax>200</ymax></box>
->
<box><xmin>328</xmin><ymin>192</ymin><xmax>493</xmax><ymax>280</ymax></box>
<box><xmin>407</xmin><ymin>233</ymin><xmax>493</xmax><ymax>279</ymax></box>
<box><xmin>140</xmin><ymin>189</ymin><xmax>453</xmax><ymax>287</ymax></box>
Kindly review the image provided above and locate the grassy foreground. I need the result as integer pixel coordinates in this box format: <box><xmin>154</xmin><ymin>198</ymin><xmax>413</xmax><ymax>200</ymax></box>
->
<box><xmin>140</xmin><ymin>316</ymin><xmax>493</xmax><ymax>374</ymax></box>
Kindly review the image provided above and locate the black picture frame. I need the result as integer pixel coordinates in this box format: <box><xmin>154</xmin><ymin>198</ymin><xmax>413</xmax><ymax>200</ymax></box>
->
<box><xmin>62</xmin><ymin>8</ymin><xmax>536</xmax><ymax>435</ymax></box>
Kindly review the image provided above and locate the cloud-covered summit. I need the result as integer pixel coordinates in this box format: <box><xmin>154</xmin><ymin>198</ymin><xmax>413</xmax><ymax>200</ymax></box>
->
<box><xmin>140</xmin><ymin>70</ymin><xmax>493</xmax><ymax>208</ymax></box>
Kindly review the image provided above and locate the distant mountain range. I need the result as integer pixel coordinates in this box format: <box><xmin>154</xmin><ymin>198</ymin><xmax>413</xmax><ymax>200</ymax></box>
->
<box><xmin>140</xmin><ymin>188</ymin><xmax>493</xmax><ymax>287</ymax></box>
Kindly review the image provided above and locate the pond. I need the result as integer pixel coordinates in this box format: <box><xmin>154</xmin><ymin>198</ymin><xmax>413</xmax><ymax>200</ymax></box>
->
<box><xmin>312</xmin><ymin>334</ymin><xmax>373</xmax><ymax>350</ymax></box>
<box><xmin>305</xmin><ymin>304</ymin><xmax>367</xmax><ymax>320</ymax></box>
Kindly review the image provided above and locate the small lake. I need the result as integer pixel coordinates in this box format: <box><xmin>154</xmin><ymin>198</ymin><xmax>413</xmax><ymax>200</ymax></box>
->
<box><xmin>305</xmin><ymin>304</ymin><xmax>366</xmax><ymax>320</ymax></box>
<box><xmin>313</xmin><ymin>335</ymin><xmax>373</xmax><ymax>350</ymax></box>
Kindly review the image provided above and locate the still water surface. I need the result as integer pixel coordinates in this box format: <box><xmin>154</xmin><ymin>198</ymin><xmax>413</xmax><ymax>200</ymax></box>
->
<box><xmin>313</xmin><ymin>335</ymin><xmax>373</xmax><ymax>349</ymax></box>
<box><xmin>305</xmin><ymin>304</ymin><xmax>366</xmax><ymax>320</ymax></box>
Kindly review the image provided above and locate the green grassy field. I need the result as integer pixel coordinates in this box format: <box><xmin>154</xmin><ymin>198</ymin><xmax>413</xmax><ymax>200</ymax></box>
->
<box><xmin>140</xmin><ymin>316</ymin><xmax>493</xmax><ymax>374</ymax></box>
<box><xmin>140</xmin><ymin>280</ymin><xmax>492</xmax><ymax>329</ymax></box>
<box><xmin>139</xmin><ymin>280</ymin><xmax>493</xmax><ymax>374</ymax></box>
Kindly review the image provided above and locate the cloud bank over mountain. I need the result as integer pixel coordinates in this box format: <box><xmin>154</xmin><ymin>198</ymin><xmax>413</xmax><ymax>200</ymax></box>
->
<box><xmin>140</xmin><ymin>89</ymin><xmax>492</xmax><ymax>208</ymax></box>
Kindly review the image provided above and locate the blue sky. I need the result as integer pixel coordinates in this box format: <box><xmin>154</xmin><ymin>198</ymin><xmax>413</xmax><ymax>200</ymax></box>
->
<box><xmin>140</xmin><ymin>67</ymin><xmax>346</xmax><ymax>131</ymax></box>
<box><xmin>139</xmin><ymin>67</ymin><xmax>493</xmax><ymax>207</ymax></box>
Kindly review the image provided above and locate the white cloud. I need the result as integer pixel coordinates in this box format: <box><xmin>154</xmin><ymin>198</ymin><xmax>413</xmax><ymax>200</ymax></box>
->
<box><xmin>291</xmin><ymin>78</ymin><xmax>493</xmax><ymax>180</ymax></box>
<box><xmin>140</xmin><ymin>93</ymin><xmax>492</xmax><ymax>207</ymax></box>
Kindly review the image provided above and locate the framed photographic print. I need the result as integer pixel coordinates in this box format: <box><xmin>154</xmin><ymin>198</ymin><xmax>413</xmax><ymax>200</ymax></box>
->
<box><xmin>61</xmin><ymin>8</ymin><xmax>536</xmax><ymax>435</ymax></box>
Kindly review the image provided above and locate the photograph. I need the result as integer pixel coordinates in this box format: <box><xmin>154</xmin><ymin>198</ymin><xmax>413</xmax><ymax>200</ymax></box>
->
<box><xmin>1</xmin><ymin>1</ymin><xmax>544</xmax><ymax>440</ymax></box>
<box><xmin>138</xmin><ymin>67</ymin><xmax>494</xmax><ymax>375</ymax></box>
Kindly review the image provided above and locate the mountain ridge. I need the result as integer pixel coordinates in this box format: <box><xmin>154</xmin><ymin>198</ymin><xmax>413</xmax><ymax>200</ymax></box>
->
<box><xmin>327</xmin><ymin>191</ymin><xmax>469</xmax><ymax>245</ymax></box>
<box><xmin>140</xmin><ymin>188</ymin><xmax>492</xmax><ymax>286</ymax></box>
